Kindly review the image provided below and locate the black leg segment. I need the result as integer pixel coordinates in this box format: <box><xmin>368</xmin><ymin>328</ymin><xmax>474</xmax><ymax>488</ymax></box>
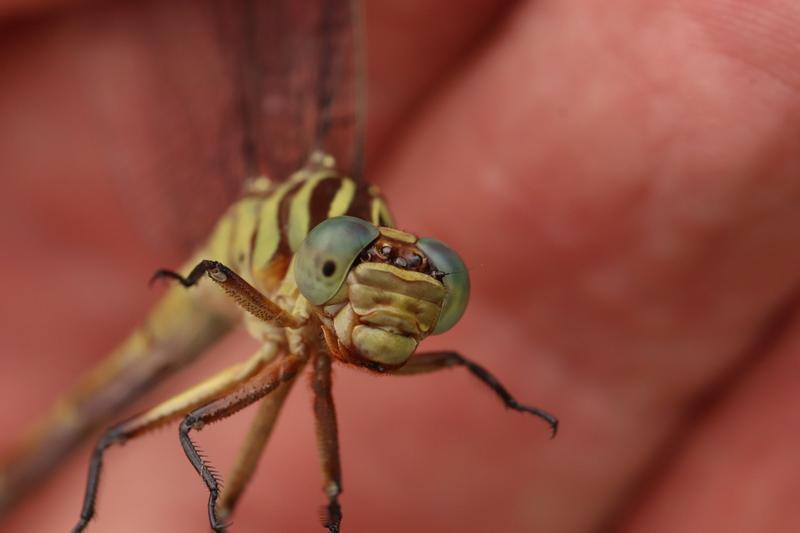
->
<box><xmin>394</xmin><ymin>351</ymin><xmax>559</xmax><ymax>437</ymax></box>
<box><xmin>71</xmin><ymin>428</ymin><xmax>125</xmax><ymax>533</ymax></box>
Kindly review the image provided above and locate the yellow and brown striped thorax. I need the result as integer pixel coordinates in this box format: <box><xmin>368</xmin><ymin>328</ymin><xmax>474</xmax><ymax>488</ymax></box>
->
<box><xmin>206</xmin><ymin>159</ymin><xmax>394</xmax><ymax>295</ymax></box>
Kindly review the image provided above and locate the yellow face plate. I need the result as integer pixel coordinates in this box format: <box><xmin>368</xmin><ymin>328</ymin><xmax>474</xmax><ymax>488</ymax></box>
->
<box><xmin>378</xmin><ymin>227</ymin><xmax>416</xmax><ymax>244</ymax></box>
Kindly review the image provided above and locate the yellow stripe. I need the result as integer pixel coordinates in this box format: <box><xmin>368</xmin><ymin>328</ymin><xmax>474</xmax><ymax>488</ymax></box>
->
<box><xmin>287</xmin><ymin>171</ymin><xmax>331</xmax><ymax>252</ymax></box>
<box><xmin>230</xmin><ymin>197</ymin><xmax>262</xmax><ymax>280</ymax></box>
<box><xmin>327</xmin><ymin>178</ymin><xmax>355</xmax><ymax>218</ymax></box>
<box><xmin>252</xmin><ymin>180</ymin><xmax>297</xmax><ymax>269</ymax></box>
<box><xmin>205</xmin><ymin>209</ymin><xmax>236</xmax><ymax>263</ymax></box>
<box><xmin>371</xmin><ymin>197</ymin><xmax>395</xmax><ymax>228</ymax></box>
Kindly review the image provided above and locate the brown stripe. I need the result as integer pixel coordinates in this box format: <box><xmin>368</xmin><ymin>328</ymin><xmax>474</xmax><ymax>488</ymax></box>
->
<box><xmin>309</xmin><ymin>178</ymin><xmax>345</xmax><ymax>229</ymax></box>
<box><xmin>276</xmin><ymin>180</ymin><xmax>307</xmax><ymax>257</ymax></box>
<box><xmin>345</xmin><ymin>182</ymin><xmax>374</xmax><ymax>221</ymax></box>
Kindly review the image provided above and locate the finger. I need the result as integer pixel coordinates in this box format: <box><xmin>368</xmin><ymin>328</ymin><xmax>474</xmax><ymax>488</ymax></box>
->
<box><xmin>618</xmin><ymin>310</ymin><xmax>800</xmax><ymax>533</ymax></box>
<box><xmin>376</xmin><ymin>0</ymin><xmax>800</xmax><ymax>531</ymax></box>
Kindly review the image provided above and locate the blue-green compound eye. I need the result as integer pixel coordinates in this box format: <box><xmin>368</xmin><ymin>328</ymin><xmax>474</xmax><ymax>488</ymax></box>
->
<box><xmin>417</xmin><ymin>237</ymin><xmax>470</xmax><ymax>334</ymax></box>
<box><xmin>295</xmin><ymin>216</ymin><xmax>379</xmax><ymax>305</ymax></box>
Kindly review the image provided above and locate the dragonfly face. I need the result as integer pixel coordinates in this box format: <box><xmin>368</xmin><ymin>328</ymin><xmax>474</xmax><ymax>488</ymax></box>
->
<box><xmin>295</xmin><ymin>216</ymin><xmax>470</xmax><ymax>371</ymax></box>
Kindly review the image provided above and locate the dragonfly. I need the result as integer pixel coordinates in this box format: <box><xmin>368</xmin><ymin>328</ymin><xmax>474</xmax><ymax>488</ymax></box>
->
<box><xmin>0</xmin><ymin>1</ymin><xmax>558</xmax><ymax>531</ymax></box>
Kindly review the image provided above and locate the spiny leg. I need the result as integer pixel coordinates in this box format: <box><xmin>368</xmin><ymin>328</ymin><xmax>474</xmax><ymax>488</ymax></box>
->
<box><xmin>310</xmin><ymin>351</ymin><xmax>343</xmax><ymax>533</ymax></box>
<box><xmin>179</xmin><ymin>353</ymin><xmax>306</xmax><ymax>532</ymax></box>
<box><xmin>152</xmin><ymin>259</ymin><xmax>304</xmax><ymax>328</ymax></box>
<box><xmin>216</xmin><ymin>377</ymin><xmax>297</xmax><ymax>521</ymax></box>
<box><xmin>71</xmin><ymin>351</ymin><xmax>273</xmax><ymax>533</ymax></box>
<box><xmin>393</xmin><ymin>351</ymin><xmax>559</xmax><ymax>437</ymax></box>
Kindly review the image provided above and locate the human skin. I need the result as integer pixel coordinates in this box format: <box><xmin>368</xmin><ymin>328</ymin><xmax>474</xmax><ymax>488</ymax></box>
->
<box><xmin>1</xmin><ymin>1</ymin><xmax>800</xmax><ymax>532</ymax></box>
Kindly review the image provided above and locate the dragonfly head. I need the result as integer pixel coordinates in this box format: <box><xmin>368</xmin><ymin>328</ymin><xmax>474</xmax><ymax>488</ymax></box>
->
<box><xmin>294</xmin><ymin>216</ymin><xmax>470</xmax><ymax>371</ymax></box>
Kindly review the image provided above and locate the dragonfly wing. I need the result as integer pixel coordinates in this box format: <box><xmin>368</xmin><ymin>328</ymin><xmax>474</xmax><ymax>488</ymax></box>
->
<box><xmin>216</xmin><ymin>0</ymin><xmax>365</xmax><ymax>182</ymax></box>
<box><xmin>100</xmin><ymin>0</ymin><xmax>365</xmax><ymax>254</ymax></box>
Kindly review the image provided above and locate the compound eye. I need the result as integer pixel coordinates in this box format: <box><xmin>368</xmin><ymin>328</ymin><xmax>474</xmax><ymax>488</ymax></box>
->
<box><xmin>294</xmin><ymin>216</ymin><xmax>379</xmax><ymax>305</ymax></box>
<box><xmin>417</xmin><ymin>237</ymin><xmax>470</xmax><ymax>334</ymax></box>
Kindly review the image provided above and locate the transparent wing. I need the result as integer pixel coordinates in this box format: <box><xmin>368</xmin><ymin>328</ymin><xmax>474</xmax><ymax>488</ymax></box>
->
<box><xmin>103</xmin><ymin>0</ymin><xmax>364</xmax><ymax>253</ymax></box>
<box><xmin>216</xmin><ymin>0</ymin><xmax>364</xmax><ymax>181</ymax></box>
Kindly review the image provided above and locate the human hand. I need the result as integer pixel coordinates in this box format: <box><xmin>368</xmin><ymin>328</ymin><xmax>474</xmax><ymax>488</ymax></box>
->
<box><xmin>1</xmin><ymin>1</ymin><xmax>799</xmax><ymax>532</ymax></box>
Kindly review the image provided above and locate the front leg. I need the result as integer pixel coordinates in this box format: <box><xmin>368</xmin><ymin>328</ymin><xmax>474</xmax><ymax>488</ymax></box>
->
<box><xmin>153</xmin><ymin>260</ymin><xmax>304</xmax><ymax>328</ymax></box>
<box><xmin>179</xmin><ymin>353</ymin><xmax>306</xmax><ymax>532</ymax></box>
<box><xmin>311</xmin><ymin>350</ymin><xmax>343</xmax><ymax>533</ymax></box>
<box><xmin>216</xmin><ymin>378</ymin><xmax>296</xmax><ymax>521</ymax></box>
<box><xmin>71</xmin><ymin>351</ymin><xmax>273</xmax><ymax>532</ymax></box>
<box><xmin>393</xmin><ymin>351</ymin><xmax>559</xmax><ymax>437</ymax></box>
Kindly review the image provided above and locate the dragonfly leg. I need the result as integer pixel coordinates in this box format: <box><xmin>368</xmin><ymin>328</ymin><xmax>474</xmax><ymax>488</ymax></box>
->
<box><xmin>216</xmin><ymin>377</ymin><xmax>296</xmax><ymax>520</ymax></box>
<box><xmin>393</xmin><ymin>351</ymin><xmax>559</xmax><ymax>438</ymax></box>
<box><xmin>153</xmin><ymin>260</ymin><xmax>305</xmax><ymax>328</ymax></box>
<box><xmin>311</xmin><ymin>350</ymin><xmax>343</xmax><ymax>533</ymax></box>
<box><xmin>71</xmin><ymin>349</ymin><xmax>276</xmax><ymax>533</ymax></box>
<box><xmin>179</xmin><ymin>351</ymin><xmax>307</xmax><ymax>532</ymax></box>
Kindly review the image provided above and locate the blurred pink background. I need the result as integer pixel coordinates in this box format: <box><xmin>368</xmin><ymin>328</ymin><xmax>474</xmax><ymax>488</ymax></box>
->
<box><xmin>2</xmin><ymin>1</ymin><xmax>800</xmax><ymax>533</ymax></box>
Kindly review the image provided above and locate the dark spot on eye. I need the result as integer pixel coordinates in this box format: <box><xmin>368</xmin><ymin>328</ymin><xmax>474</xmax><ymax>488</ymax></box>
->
<box><xmin>322</xmin><ymin>260</ymin><xmax>336</xmax><ymax>277</ymax></box>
